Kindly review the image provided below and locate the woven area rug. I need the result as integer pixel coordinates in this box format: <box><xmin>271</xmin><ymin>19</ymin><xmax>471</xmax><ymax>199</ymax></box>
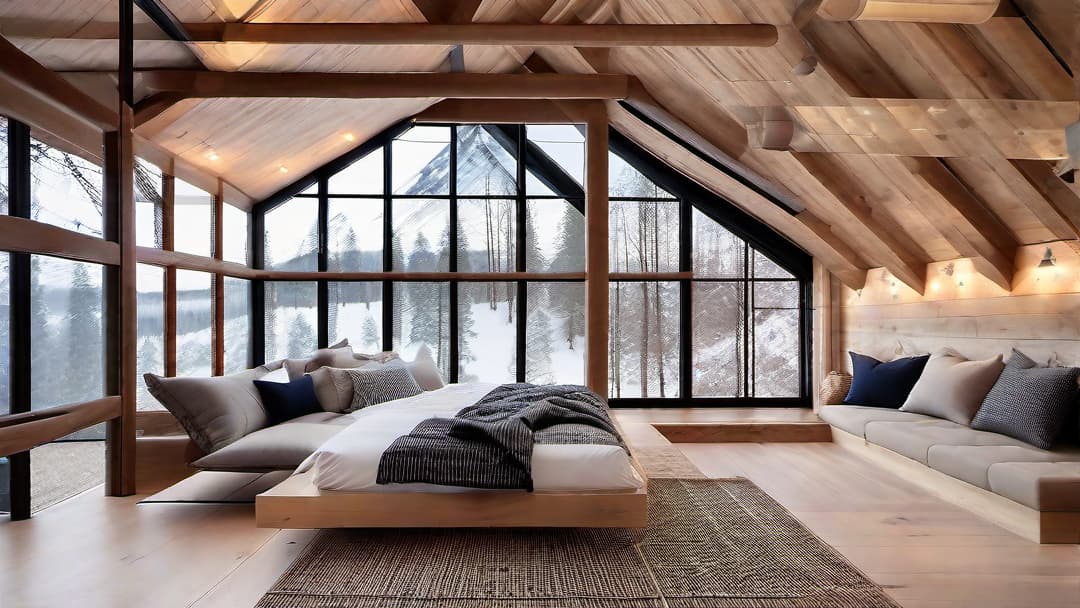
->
<box><xmin>258</xmin><ymin>478</ymin><xmax>897</xmax><ymax>608</ymax></box>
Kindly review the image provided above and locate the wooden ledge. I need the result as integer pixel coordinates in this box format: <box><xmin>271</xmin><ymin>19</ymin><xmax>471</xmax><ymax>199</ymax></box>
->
<box><xmin>652</xmin><ymin>422</ymin><xmax>832</xmax><ymax>443</ymax></box>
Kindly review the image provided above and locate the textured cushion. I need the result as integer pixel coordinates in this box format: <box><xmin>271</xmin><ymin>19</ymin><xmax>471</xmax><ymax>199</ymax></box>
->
<box><xmin>284</xmin><ymin>344</ymin><xmax>357</xmax><ymax>380</ymax></box>
<box><xmin>844</xmin><ymin>352</ymin><xmax>929</xmax><ymax>408</ymax></box>
<box><xmin>987</xmin><ymin>462</ymin><xmax>1080</xmax><ymax>511</ymax></box>
<box><xmin>900</xmin><ymin>351</ymin><xmax>1004</xmax><ymax>424</ymax></box>
<box><xmin>971</xmin><ymin>351</ymin><xmax>1080</xmax><ymax>449</ymax></box>
<box><xmin>818</xmin><ymin>405</ymin><xmax>933</xmax><ymax>438</ymax></box>
<box><xmin>405</xmin><ymin>345</ymin><xmax>445</xmax><ymax>391</ymax></box>
<box><xmin>254</xmin><ymin>375</ymin><xmax>322</xmax><ymax>424</ymax></box>
<box><xmin>143</xmin><ymin>367</ymin><xmax>271</xmax><ymax>454</ymax></box>
<box><xmin>354</xmin><ymin>351</ymin><xmax>401</xmax><ymax>364</ymax></box>
<box><xmin>864</xmin><ymin>418</ymin><xmax>1029</xmax><ymax>464</ymax></box>
<box><xmin>192</xmin><ymin>415</ymin><xmax>352</xmax><ymax>471</ymax></box>
<box><xmin>927</xmin><ymin>444</ymin><xmax>1080</xmax><ymax>490</ymax></box>
<box><xmin>347</xmin><ymin>366</ymin><xmax>423</xmax><ymax>408</ymax></box>
<box><xmin>307</xmin><ymin>366</ymin><xmax>365</xmax><ymax>413</ymax></box>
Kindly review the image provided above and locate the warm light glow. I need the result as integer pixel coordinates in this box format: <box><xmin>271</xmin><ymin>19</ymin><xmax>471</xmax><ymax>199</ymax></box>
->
<box><xmin>343</xmin><ymin>133</ymin><xmax>356</xmax><ymax>142</ymax></box>
<box><xmin>278</xmin><ymin>166</ymin><xmax>289</xmax><ymax>174</ymax></box>
<box><xmin>930</xmin><ymin>280</ymin><xmax>940</xmax><ymax>292</ymax></box>
<box><xmin>206</xmin><ymin>150</ymin><xmax>220</xmax><ymax>161</ymax></box>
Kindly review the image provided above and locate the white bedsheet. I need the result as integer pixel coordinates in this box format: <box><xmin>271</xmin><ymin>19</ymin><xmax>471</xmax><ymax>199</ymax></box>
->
<box><xmin>299</xmin><ymin>383</ymin><xmax>644</xmax><ymax>493</ymax></box>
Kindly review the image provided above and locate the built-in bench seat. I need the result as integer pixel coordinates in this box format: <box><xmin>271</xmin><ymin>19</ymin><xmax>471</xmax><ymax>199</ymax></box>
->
<box><xmin>820</xmin><ymin>404</ymin><xmax>1080</xmax><ymax>543</ymax></box>
<box><xmin>188</xmin><ymin>411</ymin><xmax>355</xmax><ymax>473</ymax></box>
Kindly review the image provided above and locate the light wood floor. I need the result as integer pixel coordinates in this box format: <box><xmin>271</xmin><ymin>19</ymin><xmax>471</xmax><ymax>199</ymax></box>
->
<box><xmin>2</xmin><ymin>409</ymin><xmax>1078</xmax><ymax>608</ymax></box>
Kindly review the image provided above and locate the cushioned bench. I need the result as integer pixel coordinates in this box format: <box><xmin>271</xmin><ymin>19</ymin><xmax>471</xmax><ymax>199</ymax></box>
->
<box><xmin>820</xmin><ymin>404</ymin><xmax>1080</xmax><ymax>543</ymax></box>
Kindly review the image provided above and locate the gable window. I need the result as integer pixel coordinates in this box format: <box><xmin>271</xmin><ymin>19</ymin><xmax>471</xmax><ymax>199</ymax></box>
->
<box><xmin>252</xmin><ymin>123</ymin><xmax>810</xmax><ymax>405</ymax></box>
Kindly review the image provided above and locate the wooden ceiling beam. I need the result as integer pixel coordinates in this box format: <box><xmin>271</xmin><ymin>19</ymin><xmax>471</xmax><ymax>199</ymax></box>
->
<box><xmin>794</xmin><ymin>152</ymin><xmax>927</xmax><ymax>293</ymax></box>
<box><xmin>140</xmin><ymin>70</ymin><xmax>633</xmax><ymax>100</ymax></box>
<box><xmin>0</xmin><ymin>34</ymin><xmax>116</xmax><ymax>131</ymax></box>
<box><xmin>818</xmin><ymin>0</ymin><xmax>1002</xmax><ymax>24</ymax></box>
<box><xmin>900</xmin><ymin>156</ymin><xmax>1017</xmax><ymax>290</ymax></box>
<box><xmin>1011</xmin><ymin>159</ymin><xmax>1080</xmax><ymax>238</ymax></box>
<box><xmin>179</xmin><ymin>22</ymin><xmax>779</xmax><ymax>47</ymax></box>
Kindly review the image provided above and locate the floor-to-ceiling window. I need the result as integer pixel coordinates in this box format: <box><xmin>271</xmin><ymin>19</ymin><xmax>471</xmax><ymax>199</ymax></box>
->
<box><xmin>254</xmin><ymin>122</ymin><xmax>810</xmax><ymax>405</ymax></box>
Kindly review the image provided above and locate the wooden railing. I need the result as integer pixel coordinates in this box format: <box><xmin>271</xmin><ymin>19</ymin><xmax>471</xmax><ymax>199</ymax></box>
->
<box><xmin>0</xmin><ymin>397</ymin><xmax>121</xmax><ymax>457</ymax></box>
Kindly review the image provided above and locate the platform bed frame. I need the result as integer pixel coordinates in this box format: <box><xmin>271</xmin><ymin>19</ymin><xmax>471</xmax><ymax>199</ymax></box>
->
<box><xmin>831</xmin><ymin>427</ymin><xmax>1080</xmax><ymax>544</ymax></box>
<box><xmin>256</xmin><ymin>414</ymin><xmax>650</xmax><ymax>529</ymax></box>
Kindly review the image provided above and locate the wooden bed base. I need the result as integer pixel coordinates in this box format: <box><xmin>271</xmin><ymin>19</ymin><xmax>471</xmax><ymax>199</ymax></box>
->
<box><xmin>255</xmin><ymin>470</ymin><xmax>648</xmax><ymax>529</ymax></box>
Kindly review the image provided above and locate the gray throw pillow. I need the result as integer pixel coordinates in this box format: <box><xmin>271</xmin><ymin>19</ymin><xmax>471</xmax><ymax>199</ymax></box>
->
<box><xmin>347</xmin><ymin>366</ymin><xmax>423</xmax><ymax>409</ymax></box>
<box><xmin>970</xmin><ymin>351</ymin><xmax>1080</xmax><ymax>449</ymax></box>
<box><xmin>307</xmin><ymin>365</ymin><xmax>369</xmax><ymax>413</ymax></box>
<box><xmin>900</xmin><ymin>351</ymin><xmax>1004</xmax><ymax>425</ymax></box>
<box><xmin>143</xmin><ymin>367</ymin><xmax>272</xmax><ymax>454</ymax></box>
<box><xmin>284</xmin><ymin>343</ymin><xmax>356</xmax><ymax>380</ymax></box>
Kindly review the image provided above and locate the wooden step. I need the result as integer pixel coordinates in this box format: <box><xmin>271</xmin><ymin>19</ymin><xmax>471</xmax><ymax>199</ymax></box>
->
<box><xmin>652</xmin><ymin>421</ymin><xmax>833</xmax><ymax>443</ymax></box>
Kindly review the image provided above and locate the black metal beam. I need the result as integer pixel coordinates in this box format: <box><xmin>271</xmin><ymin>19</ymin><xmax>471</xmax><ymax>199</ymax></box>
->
<box><xmin>134</xmin><ymin>0</ymin><xmax>193</xmax><ymax>43</ymax></box>
<box><xmin>7</xmin><ymin>118</ymin><xmax>32</xmax><ymax>520</ymax></box>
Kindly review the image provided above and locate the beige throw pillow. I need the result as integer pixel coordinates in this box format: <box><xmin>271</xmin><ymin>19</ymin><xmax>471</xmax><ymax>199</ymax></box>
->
<box><xmin>307</xmin><ymin>365</ymin><xmax>368</xmax><ymax>413</ymax></box>
<box><xmin>284</xmin><ymin>343</ymin><xmax>357</xmax><ymax>380</ymax></box>
<box><xmin>406</xmin><ymin>345</ymin><xmax>445</xmax><ymax>391</ymax></box>
<box><xmin>900</xmin><ymin>351</ymin><xmax>1005</xmax><ymax>425</ymax></box>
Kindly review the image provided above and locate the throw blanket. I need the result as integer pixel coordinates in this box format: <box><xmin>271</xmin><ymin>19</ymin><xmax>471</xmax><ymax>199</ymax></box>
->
<box><xmin>376</xmin><ymin>384</ymin><xmax>624</xmax><ymax>491</ymax></box>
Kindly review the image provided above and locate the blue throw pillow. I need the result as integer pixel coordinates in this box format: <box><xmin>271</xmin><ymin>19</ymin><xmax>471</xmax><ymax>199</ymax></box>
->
<box><xmin>254</xmin><ymin>375</ymin><xmax>322</xmax><ymax>424</ymax></box>
<box><xmin>844</xmin><ymin>352</ymin><xmax>929</xmax><ymax>409</ymax></box>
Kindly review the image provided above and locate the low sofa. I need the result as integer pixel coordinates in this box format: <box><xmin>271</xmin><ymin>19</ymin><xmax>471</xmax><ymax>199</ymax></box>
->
<box><xmin>820</xmin><ymin>404</ymin><xmax>1080</xmax><ymax>543</ymax></box>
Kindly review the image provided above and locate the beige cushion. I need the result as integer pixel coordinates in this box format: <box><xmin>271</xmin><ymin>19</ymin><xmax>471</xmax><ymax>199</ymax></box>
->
<box><xmin>192</xmin><ymin>413</ymin><xmax>354</xmax><ymax>471</ymax></box>
<box><xmin>284</xmin><ymin>344</ymin><xmax>359</xmax><ymax>380</ymax></box>
<box><xmin>405</xmin><ymin>345</ymin><xmax>445</xmax><ymax>391</ymax></box>
<box><xmin>988</xmin><ymin>462</ymin><xmax>1080</xmax><ymax>511</ymax></box>
<box><xmin>927</xmin><ymin>444</ymin><xmax>1080</xmax><ymax>490</ymax></box>
<box><xmin>864</xmin><ymin>419</ymin><xmax>1029</xmax><ymax>464</ymax></box>
<box><xmin>818</xmin><ymin>405</ymin><xmax>932</xmax><ymax>438</ymax></box>
<box><xmin>900</xmin><ymin>351</ymin><xmax>1004</xmax><ymax>424</ymax></box>
<box><xmin>144</xmin><ymin>366</ymin><xmax>273</xmax><ymax>454</ymax></box>
<box><xmin>307</xmin><ymin>366</ymin><xmax>363</xmax><ymax>413</ymax></box>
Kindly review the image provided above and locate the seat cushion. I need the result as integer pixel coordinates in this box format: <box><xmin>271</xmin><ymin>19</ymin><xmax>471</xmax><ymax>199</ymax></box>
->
<box><xmin>819</xmin><ymin>405</ymin><xmax>933</xmax><ymax>438</ymax></box>
<box><xmin>988</xmin><ymin>462</ymin><xmax>1080</xmax><ymax>511</ymax></box>
<box><xmin>927</xmin><ymin>444</ymin><xmax>1080</xmax><ymax>490</ymax></box>
<box><xmin>193</xmin><ymin>415</ymin><xmax>352</xmax><ymax>471</ymax></box>
<box><xmin>864</xmin><ymin>419</ymin><xmax>1030</xmax><ymax>464</ymax></box>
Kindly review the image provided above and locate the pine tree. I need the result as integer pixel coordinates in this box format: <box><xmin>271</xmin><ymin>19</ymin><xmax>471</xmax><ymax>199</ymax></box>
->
<box><xmin>361</xmin><ymin>315</ymin><xmax>380</xmax><ymax>352</ymax></box>
<box><xmin>137</xmin><ymin>337</ymin><xmax>161</xmax><ymax>408</ymax></box>
<box><xmin>62</xmin><ymin>263</ymin><xmax>103</xmax><ymax>404</ymax></box>
<box><xmin>287</xmin><ymin>312</ymin><xmax>315</xmax><ymax>358</ymax></box>
<box><xmin>525</xmin><ymin>307</ymin><xmax>554</xmax><ymax>384</ymax></box>
<box><xmin>548</xmin><ymin>205</ymin><xmax>586</xmax><ymax>350</ymax></box>
<box><xmin>29</xmin><ymin>257</ymin><xmax>56</xmax><ymax>406</ymax></box>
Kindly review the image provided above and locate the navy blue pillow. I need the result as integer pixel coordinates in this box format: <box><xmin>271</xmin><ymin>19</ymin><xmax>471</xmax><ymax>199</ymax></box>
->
<box><xmin>844</xmin><ymin>352</ymin><xmax>929</xmax><ymax>409</ymax></box>
<box><xmin>254</xmin><ymin>375</ymin><xmax>322</xmax><ymax>424</ymax></box>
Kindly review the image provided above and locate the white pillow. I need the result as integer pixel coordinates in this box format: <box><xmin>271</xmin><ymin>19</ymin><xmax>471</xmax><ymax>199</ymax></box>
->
<box><xmin>406</xmin><ymin>344</ymin><xmax>445</xmax><ymax>391</ymax></box>
<box><xmin>260</xmin><ymin>366</ymin><xmax>290</xmax><ymax>383</ymax></box>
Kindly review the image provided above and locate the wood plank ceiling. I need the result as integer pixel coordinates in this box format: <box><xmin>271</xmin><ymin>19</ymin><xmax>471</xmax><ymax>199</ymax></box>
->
<box><xmin>1</xmin><ymin>0</ymin><xmax>1077</xmax><ymax>292</ymax></box>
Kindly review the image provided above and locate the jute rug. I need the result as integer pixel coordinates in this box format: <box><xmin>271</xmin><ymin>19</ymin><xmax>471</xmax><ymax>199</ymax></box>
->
<box><xmin>258</xmin><ymin>478</ymin><xmax>898</xmax><ymax>608</ymax></box>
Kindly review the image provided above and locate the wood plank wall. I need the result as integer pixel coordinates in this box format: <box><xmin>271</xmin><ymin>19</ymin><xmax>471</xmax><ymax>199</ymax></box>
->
<box><xmin>836</xmin><ymin>242</ymin><xmax>1080</xmax><ymax>376</ymax></box>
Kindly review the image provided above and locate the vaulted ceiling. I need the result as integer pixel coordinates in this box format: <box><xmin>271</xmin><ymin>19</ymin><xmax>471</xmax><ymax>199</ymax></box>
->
<box><xmin>2</xmin><ymin>0</ymin><xmax>1077</xmax><ymax>292</ymax></box>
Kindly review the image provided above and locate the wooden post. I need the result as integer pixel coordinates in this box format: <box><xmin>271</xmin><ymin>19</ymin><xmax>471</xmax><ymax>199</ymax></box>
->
<box><xmin>213</xmin><ymin>179</ymin><xmax>225</xmax><ymax>376</ymax></box>
<box><xmin>585</xmin><ymin>105</ymin><xmax>609</xmax><ymax>397</ymax></box>
<box><xmin>104</xmin><ymin>104</ymin><xmax>137</xmax><ymax>496</ymax></box>
<box><xmin>163</xmin><ymin>174</ymin><xmax>177</xmax><ymax>377</ymax></box>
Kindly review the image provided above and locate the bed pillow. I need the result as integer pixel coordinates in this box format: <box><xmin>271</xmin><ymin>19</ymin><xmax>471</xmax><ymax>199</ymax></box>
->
<box><xmin>144</xmin><ymin>367</ymin><xmax>271</xmax><ymax>454</ymax></box>
<box><xmin>347</xmin><ymin>366</ymin><xmax>423</xmax><ymax>409</ymax></box>
<box><xmin>843</xmin><ymin>352</ymin><xmax>929</xmax><ymax>409</ymax></box>
<box><xmin>900</xmin><ymin>351</ymin><xmax>1004</xmax><ymax>424</ymax></box>
<box><xmin>971</xmin><ymin>351</ymin><xmax>1080</xmax><ymax>449</ymax></box>
<box><xmin>307</xmin><ymin>365</ymin><xmax>368</xmax><ymax>413</ymax></box>
<box><xmin>406</xmin><ymin>345</ymin><xmax>445</xmax><ymax>391</ymax></box>
<box><xmin>284</xmin><ymin>343</ymin><xmax>357</xmax><ymax>380</ymax></box>
<box><xmin>260</xmin><ymin>366</ymin><xmax>290</xmax><ymax>383</ymax></box>
<box><xmin>254</xmin><ymin>375</ymin><xmax>323</xmax><ymax>424</ymax></box>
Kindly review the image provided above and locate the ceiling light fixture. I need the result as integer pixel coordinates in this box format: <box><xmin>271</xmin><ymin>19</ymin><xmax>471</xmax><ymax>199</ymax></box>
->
<box><xmin>343</xmin><ymin>133</ymin><xmax>356</xmax><ymax>142</ymax></box>
<box><xmin>1039</xmin><ymin>247</ymin><xmax>1057</xmax><ymax>268</ymax></box>
<box><xmin>206</xmin><ymin>150</ymin><xmax>220</xmax><ymax>161</ymax></box>
<box><xmin>278</xmin><ymin>166</ymin><xmax>289</xmax><ymax>174</ymax></box>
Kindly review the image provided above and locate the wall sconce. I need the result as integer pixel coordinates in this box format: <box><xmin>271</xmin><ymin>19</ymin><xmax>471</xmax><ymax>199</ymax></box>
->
<box><xmin>1039</xmin><ymin>247</ymin><xmax>1057</xmax><ymax>268</ymax></box>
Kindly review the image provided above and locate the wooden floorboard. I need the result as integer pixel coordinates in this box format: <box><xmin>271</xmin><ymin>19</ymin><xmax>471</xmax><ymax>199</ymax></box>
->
<box><xmin>1</xmin><ymin>408</ymin><xmax>1077</xmax><ymax>608</ymax></box>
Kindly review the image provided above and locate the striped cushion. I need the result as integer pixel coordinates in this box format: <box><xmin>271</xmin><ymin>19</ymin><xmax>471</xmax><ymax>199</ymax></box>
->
<box><xmin>347</xmin><ymin>366</ymin><xmax>423</xmax><ymax>409</ymax></box>
<box><xmin>971</xmin><ymin>351</ymin><xmax>1079</xmax><ymax>450</ymax></box>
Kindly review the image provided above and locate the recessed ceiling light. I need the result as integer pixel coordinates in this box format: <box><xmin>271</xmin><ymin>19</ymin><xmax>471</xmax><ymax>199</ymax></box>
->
<box><xmin>206</xmin><ymin>150</ymin><xmax>220</xmax><ymax>161</ymax></box>
<box><xmin>343</xmin><ymin>133</ymin><xmax>356</xmax><ymax>142</ymax></box>
<box><xmin>278</xmin><ymin>166</ymin><xmax>289</xmax><ymax>174</ymax></box>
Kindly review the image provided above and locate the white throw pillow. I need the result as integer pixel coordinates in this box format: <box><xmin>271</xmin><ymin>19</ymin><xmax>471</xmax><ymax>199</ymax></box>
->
<box><xmin>900</xmin><ymin>350</ymin><xmax>1005</xmax><ymax>425</ymax></box>
<box><xmin>406</xmin><ymin>345</ymin><xmax>445</xmax><ymax>391</ymax></box>
<box><xmin>260</xmin><ymin>366</ymin><xmax>290</xmax><ymax>383</ymax></box>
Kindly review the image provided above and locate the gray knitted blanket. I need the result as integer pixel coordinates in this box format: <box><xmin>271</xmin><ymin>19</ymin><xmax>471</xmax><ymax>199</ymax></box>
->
<box><xmin>376</xmin><ymin>384</ymin><xmax>624</xmax><ymax>491</ymax></box>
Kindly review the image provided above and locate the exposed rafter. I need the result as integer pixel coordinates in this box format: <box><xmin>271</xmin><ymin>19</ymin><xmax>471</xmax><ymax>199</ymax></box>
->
<box><xmin>817</xmin><ymin>0</ymin><xmax>1001</xmax><ymax>23</ymax></box>
<box><xmin>177</xmin><ymin>22</ymin><xmax>779</xmax><ymax>47</ymax></box>
<box><xmin>139</xmin><ymin>70</ymin><xmax>633</xmax><ymax>100</ymax></box>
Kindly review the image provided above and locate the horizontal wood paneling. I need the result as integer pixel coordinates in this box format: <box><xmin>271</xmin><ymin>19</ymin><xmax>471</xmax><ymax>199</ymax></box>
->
<box><xmin>838</xmin><ymin>242</ymin><xmax>1080</xmax><ymax>369</ymax></box>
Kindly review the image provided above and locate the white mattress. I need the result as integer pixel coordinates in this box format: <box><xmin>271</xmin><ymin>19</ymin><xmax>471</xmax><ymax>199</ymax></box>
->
<box><xmin>298</xmin><ymin>383</ymin><xmax>644</xmax><ymax>493</ymax></box>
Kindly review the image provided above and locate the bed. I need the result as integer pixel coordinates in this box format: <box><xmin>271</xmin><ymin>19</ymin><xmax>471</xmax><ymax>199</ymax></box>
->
<box><xmin>255</xmin><ymin>383</ymin><xmax>648</xmax><ymax>528</ymax></box>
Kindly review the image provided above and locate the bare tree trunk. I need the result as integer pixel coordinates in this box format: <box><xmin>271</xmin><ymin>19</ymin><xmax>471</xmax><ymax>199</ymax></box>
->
<box><xmin>637</xmin><ymin>204</ymin><xmax>649</xmax><ymax>397</ymax></box>
<box><xmin>654</xmin><ymin>201</ymin><xmax>666</xmax><ymax>397</ymax></box>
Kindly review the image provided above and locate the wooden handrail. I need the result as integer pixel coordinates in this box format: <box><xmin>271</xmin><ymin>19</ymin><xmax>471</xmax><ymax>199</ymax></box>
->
<box><xmin>0</xmin><ymin>216</ymin><xmax>122</xmax><ymax>266</ymax></box>
<box><xmin>0</xmin><ymin>397</ymin><xmax>121</xmax><ymax>457</ymax></box>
